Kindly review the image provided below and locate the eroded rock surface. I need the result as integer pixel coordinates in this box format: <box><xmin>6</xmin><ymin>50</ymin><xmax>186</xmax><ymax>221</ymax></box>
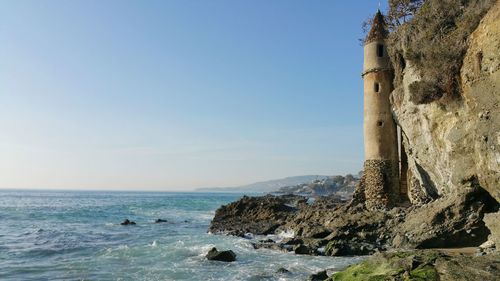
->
<box><xmin>394</xmin><ymin>185</ymin><xmax>498</xmax><ymax>249</ymax></box>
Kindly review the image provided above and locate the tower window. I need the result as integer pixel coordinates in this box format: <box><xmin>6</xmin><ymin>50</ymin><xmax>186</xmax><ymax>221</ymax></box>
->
<box><xmin>377</xmin><ymin>121</ymin><xmax>384</xmax><ymax>127</ymax></box>
<box><xmin>377</xmin><ymin>44</ymin><xmax>384</xmax><ymax>57</ymax></box>
<box><xmin>374</xmin><ymin>82</ymin><xmax>380</xmax><ymax>93</ymax></box>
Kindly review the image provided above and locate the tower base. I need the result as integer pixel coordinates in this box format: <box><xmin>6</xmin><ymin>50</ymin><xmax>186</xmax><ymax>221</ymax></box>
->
<box><xmin>354</xmin><ymin>159</ymin><xmax>400</xmax><ymax>210</ymax></box>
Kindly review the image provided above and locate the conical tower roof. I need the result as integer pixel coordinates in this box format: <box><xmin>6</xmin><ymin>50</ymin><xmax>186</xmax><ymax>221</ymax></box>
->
<box><xmin>365</xmin><ymin>10</ymin><xmax>388</xmax><ymax>43</ymax></box>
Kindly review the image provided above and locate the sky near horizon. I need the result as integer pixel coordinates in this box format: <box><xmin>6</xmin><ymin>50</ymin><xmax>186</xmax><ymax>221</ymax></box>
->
<box><xmin>0</xmin><ymin>0</ymin><xmax>388</xmax><ymax>191</ymax></box>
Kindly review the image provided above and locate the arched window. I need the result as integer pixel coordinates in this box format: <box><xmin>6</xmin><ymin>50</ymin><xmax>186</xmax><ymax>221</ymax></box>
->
<box><xmin>377</xmin><ymin>44</ymin><xmax>384</xmax><ymax>57</ymax></box>
<box><xmin>374</xmin><ymin>82</ymin><xmax>380</xmax><ymax>93</ymax></box>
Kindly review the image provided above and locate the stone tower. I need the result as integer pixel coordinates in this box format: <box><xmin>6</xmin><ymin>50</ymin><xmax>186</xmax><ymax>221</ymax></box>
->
<box><xmin>360</xmin><ymin>10</ymin><xmax>400</xmax><ymax>209</ymax></box>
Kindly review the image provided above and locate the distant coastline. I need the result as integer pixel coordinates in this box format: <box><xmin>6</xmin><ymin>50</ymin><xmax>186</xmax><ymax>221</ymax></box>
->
<box><xmin>195</xmin><ymin>175</ymin><xmax>329</xmax><ymax>193</ymax></box>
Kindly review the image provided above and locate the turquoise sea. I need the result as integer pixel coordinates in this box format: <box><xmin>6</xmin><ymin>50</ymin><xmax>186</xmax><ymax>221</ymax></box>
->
<box><xmin>0</xmin><ymin>190</ymin><xmax>362</xmax><ymax>280</ymax></box>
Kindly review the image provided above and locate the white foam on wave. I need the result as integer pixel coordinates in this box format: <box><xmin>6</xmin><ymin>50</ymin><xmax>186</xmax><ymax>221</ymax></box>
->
<box><xmin>192</xmin><ymin>244</ymin><xmax>215</xmax><ymax>257</ymax></box>
<box><xmin>160</xmin><ymin>239</ymin><xmax>215</xmax><ymax>259</ymax></box>
<box><xmin>274</xmin><ymin>229</ymin><xmax>295</xmax><ymax>242</ymax></box>
<box><xmin>173</xmin><ymin>240</ymin><xmax>185</xmax><ymax>247</ymax></box>
<box><xmin>102</xmin><ymin>244</ymin><xmax>130</xmax><ymax>256</ymax></box>
<box><xmin>151</xmin><ymin>240</ymin><xmax>158</xmax><ymax>247</ymax></box>
<box><xmin>117</xmin><ymin>244</ymin><xmax>129</xmax><ymax>250</ymax></box>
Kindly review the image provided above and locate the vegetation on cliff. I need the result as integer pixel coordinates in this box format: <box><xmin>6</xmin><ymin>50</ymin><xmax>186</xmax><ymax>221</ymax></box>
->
<box><xmin>386</xmin><ymin>0</ymin><xmax>496</xmax><ymax>104</ymax></box>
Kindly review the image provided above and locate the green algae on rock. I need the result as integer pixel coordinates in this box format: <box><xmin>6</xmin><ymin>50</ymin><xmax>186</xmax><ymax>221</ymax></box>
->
<box><xmin>329</xmin><ymin>250</ymin><xmax>499</xmax><ymax>281</ymax></box>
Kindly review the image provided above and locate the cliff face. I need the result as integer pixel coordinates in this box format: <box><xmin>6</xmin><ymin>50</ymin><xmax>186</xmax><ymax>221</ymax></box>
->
<box><xmin>389</xmin><ymin>1</ymin><xmax>500</xmax><ymax>249</ymax></box>
<box><xmin>390</xmin><ymin>1</ymin><xmax>499</xmax><ymax>204</ymax></box>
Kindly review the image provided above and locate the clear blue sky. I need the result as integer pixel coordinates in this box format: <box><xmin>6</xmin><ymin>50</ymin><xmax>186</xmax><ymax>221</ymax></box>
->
<box><xmin>0</xmin><ymin>0</ymin><xmax>387</xmax><ymax>190</ymax></box>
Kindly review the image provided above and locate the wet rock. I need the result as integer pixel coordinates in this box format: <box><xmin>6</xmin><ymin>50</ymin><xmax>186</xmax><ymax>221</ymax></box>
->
<box><xmin>325</xmin><ymin>240</ymin><xmax>377</xmax><ymax>256</ymax></box>
<box><xmin>282</xmin><ymin>238</ymin><xmax>303</xmax><ymax>245</ymax></box>
<box><xmin>293</xmin><ymin>244</ymin><xmax>311</xmax><ymax>255</ymax></box>
<box><xmin>155</xmin><ymin>219</ymin><xmax>167</xmax><ymax>223</ymax></box>
<box><xmin>308</xmin><ymin>270</ymin><xmax>328</xmax><ymax>281</ymax></box>
<box><xmin>206</xmin><ymin>247</ymin><xmax>236</xmax><ymax>262</ymax></box>
<box><xmin>120</xmin><ymin>219</ymin><xmax>136</xmax><ymax>225</ymax></box>
<box><xmin>276</xmin><ymin>267</ymin><xmax>290</xmax><ymax>274</ymax></box>
<box><xmin>251</xmin><ymin>241</ymin><xmax>286</xmax><ymax>252</ymax></box>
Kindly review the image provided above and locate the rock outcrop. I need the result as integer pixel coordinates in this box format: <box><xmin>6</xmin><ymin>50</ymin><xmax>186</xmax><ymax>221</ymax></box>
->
<box><xmin>209</xmin><ymin>194</ymin><xmax>307</xmax><ymax>236</ymax></box>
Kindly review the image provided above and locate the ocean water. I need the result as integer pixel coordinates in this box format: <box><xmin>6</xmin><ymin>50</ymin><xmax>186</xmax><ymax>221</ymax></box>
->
<box><xmin>0</xmin><ymin>190</ymin><xmax>363</xmax><ymax>281</ymax></box>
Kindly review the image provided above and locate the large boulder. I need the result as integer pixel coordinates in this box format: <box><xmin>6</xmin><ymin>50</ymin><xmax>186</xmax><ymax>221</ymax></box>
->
<box><xmin>393</xmin><ymin>186</ymin><xmax>498</xmax><ymax>249</ymax></box>
<box><xmin>293</xmin><ymin>244</ymin><xmax>311</xmax><ymax>255</ymax></box>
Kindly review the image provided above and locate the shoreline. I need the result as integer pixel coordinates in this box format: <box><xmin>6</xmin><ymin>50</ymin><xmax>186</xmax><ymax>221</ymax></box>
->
<box><xmin>208</xmin><ymin>192</ymin><xmax>499</xmax><ymax>280</ymax></box>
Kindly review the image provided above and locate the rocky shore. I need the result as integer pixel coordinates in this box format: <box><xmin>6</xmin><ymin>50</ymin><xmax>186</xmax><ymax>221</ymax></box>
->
<box><xmin>209</xmin><ymin>184</ymin><xmax>497</xmax><ymax>257</ymax></box>
<box><xmin>209</xmin><ymin>186</ymin><xmax>498</xmax><ymax>280</ymax></box>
